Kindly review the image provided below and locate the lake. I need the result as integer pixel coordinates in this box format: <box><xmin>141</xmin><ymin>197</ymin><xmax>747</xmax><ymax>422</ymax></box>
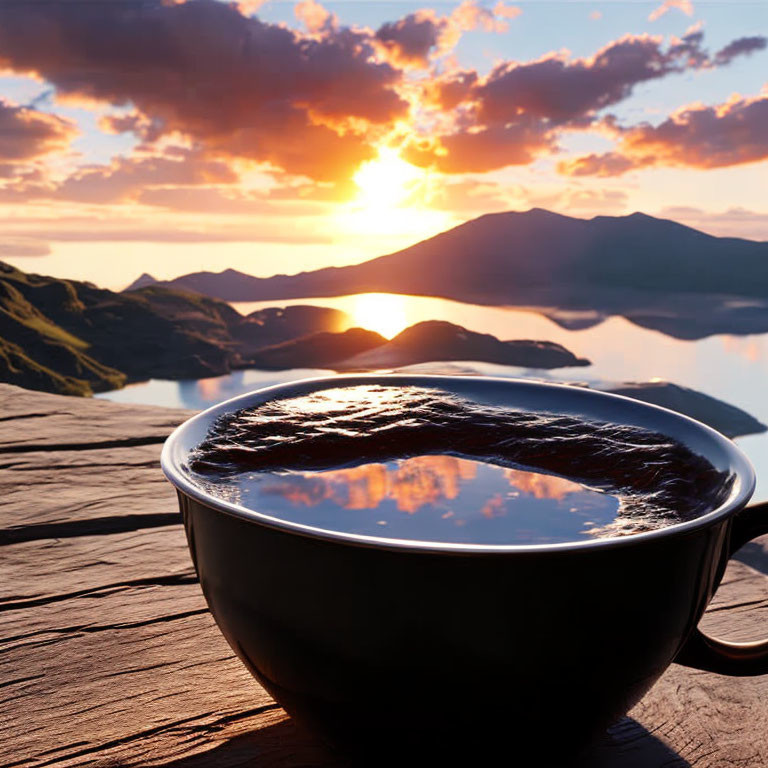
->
<box><xmin>96</xmin><ymin>293</ymin><xmax>768</xmax><ymax>503</ymax></box>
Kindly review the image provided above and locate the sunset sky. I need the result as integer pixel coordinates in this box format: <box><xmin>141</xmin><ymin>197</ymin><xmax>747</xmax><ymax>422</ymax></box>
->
<box><xmin>0</xmin><ymin>0</ymin><xmax>765</xmax><ymax>289</ymax></box>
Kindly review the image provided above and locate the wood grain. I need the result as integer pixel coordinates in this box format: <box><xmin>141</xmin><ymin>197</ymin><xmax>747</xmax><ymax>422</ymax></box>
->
<box><xmin>1</xmin><ymin>383</ymin><xmax>767</xmax><ymax>767</ymax></box>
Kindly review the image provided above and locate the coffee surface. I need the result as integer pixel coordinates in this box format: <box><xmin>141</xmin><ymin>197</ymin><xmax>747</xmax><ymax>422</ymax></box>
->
<box><xmin>187</xmin><ymin>384</ymin><xmax>731</xmax><ymax>544</ymax></box>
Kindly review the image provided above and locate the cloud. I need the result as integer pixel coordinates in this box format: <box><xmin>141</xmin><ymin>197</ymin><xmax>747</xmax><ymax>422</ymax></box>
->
<box><xmin>0</xmin><ymin>144</ymin><xmax>245</xmax><ymax>207</ymax></box>
<box><xmin>559</xmin><ymin>92</ymin><xmax>768</xmax><ymax>175</ymax></box>
<box><xmin>0</xmin><ymin>0</ymin><xmax>760</xmax><ymax>191</ymax></box>
<box><xmin>98</xmin><ymin>112</ymin><xmax>165</xmax><ymax>144</ymax></box>
<box><xmin>473</xmin><ymin>33</ymin><xmax>710</xmax><ymax>125</ymax></box>
<box><xmin>557</xmin><ymin>152</ymin><xmax>644</xmax><ymax>177</ymax></box>
<box><xmin>451</xmin><ymin>0</ymin><xmax>519</xmax><ymax>33</ymax></box>
<box><xmin>373</xmin><ymin>1</ymin><xmax>521</xmax><ymax>69</ymax></box>
<box><xmin>424</xmin><ymin>178</ymin><xmax>627</xmax><ymax>216</ymax></box>
<box><xmin>404</xmin><ymin>119</ymin><xmax>553</xmax><ymax>173</ymax></box>
<box><xmin>558</xmin><ymin>188</ymin><xmax>628</xmax><ymax>211</ymax></box>
<box><xmin>375</xmin><ymin>11</ymin><xmax>449</xmax><ymax>68</ymax></box>
<box><xmin>714</xmin><ymin>36</ymin><xmax>767</xmax><ymax>66</ymax></box>
<box><xmin>56</xmin><ymin>147</ymin><xmax>238</xmax><ymax>204</ymax></box>
<box><xmin>0</xmin><ymin>215</ymin><xmax>331</xmax><ymax>244</ymax></box>
<box><xmin>427</xmin><ymin>179</ymin><xmax>513</xmax><ymax>213</ymax></box>
<box><xmin>494</xmin><ymin>2</ymin><xmax>523</xmax><ymax>22</ymax></box>
<box><xmin>0</xmin><ymin>0</ymin><xmax>407</xmax><ymax>181</ymax></box>
<box><xmin>267</xmin><ymin>178</ymin><xmax>357</xmax><ymax>203</ymax></box>
<box><xmin>0</xmin><ymin>99</ymin><xmax>76</xmax><ymax>163</ymax></box>
<box><xmin>294</xmin><ymin>0</ymin><xmax>336</xmax><ymax>34</ymax></box>
<box><xmin>657</xmin><ymin>206</ymin><xmax>768</xmax><ymax>240</ymax></box>
<box><xmin>408</xmin><ymin>31</ymin><xmax>741</xmax><ymax>173</ymax></box>
<box><xmin>0</xmin><ymin>239</ymin><xmax>51</xmax><ymax>257</ymax></box>
<box><xmin>648</xmin><ymin>0</ymin><xmax>694</xmax><ymax>23</ymax></box>
<box><xmin>137</xmin><ymin>186</ymin><xmax>325</xmax><ymax>216</ymax></box>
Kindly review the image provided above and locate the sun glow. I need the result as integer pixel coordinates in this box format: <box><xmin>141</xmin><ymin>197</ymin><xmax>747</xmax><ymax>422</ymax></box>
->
<box><xmin>351</xmin><ymin>293</ymin><xmax>408</xmax><ymax>339</ymax></box>
<box><xmin>353</xmin><ymin>147</ymin><xmax>423</xmax><ymax>209</ymax></box>
<box><xmin>334</xmin><ymin>146</ymin><xmax>453</xmax><ymax>241</ymax></box>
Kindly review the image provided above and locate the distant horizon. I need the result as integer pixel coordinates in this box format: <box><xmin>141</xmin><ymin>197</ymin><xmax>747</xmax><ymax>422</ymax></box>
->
<box><xmin>0</xmin><ymin>0</ymin><xmax>764</xmax><ymax>289</ymax></box>
<box><xmin>8</xmin><ymin>204</ymin><xmax>768</xmax><ymax>292</ymax></box>
<box><xmin>127</xmin><ymin>206</ymin><xmax>768</xmax><ymax>291</ymax></box>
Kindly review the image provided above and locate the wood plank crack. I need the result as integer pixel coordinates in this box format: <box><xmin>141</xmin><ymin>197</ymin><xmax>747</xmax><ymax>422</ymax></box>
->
<box><xmin>0</xmin><ymin>436</ymin><xmax>168</xmax><ymax>454</ymax></box>
<box><xmin>0</xmin><ymin>570</ymin><xmax>197</xmax><ymax>613</ymax></box>
<box><xmin>0</xmin><ymin>412</ymin><xmax>75</xmax><ymax>423</ymax></box>
<box><xmin>2</xmin><ymin>608</ymin><xmax>210</xmax><ymax>653</ymax></box>
<box><xmin>4</xmin><ymin>704</ymin><xmax>281</xmax><ymax>768</ymax></box>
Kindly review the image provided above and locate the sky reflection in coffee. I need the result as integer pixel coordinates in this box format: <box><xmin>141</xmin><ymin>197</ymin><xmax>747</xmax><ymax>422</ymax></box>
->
<box><xmin>187</xmin><ymin>385</ymin><xmax>731</xmax><ymax>544</ymax></box>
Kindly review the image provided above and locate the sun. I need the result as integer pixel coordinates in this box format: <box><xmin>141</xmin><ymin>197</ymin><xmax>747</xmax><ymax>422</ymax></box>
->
<box><xmin>352</xmin><ymin>147</ymin><xmax>423</xmax><ymax>209</ymax></box>
<box><xmin>334</xmin><ymin>146</ymin><xmax>453</xmax><ymax>240</ymax></box>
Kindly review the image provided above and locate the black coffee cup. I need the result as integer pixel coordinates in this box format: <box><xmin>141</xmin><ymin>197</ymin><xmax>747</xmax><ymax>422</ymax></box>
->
<box><xmin>162</xmin><ymin>375</ymin><xmax>767</xmax><ymax>761</ymax></box>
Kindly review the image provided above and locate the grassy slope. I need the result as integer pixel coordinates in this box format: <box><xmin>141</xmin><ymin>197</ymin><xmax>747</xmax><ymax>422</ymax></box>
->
<box><xmin>0</xmin><ymin>261</ymin><xmax>243</xmax><ymax>396</ymax></box>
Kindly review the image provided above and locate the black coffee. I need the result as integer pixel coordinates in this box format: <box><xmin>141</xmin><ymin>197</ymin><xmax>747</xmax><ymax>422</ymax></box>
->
<box><xmin>187</xmin><ymin>385</ymin><xmax>730</xmax><ymax>544</ymax></box>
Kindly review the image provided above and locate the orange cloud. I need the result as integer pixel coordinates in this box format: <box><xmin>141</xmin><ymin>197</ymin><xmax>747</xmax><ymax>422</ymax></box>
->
<box><xmin>404</xmin><ymin>30</ymin><xmax>755</xmax><ymax>174</ymax></box>
<box><xmin>264</xmin><ymin>455</ymin><xmax>480</xmax><ymax>515</ymax></box>
<box><xmin>481</xmin><ymin>493</ymin><xmax>505</xmax><ymax>519</ymax></box>
<box><xmin>0</xmin><ymin>99</ymin><xmax>76</xmax><ymax>164</ymax></box>
<box><xmin>648</xmin><ymin>0</ymin><xmax>694</xmax><ymax>23</ymax></box>
<box><xmin>504</xmin><ymin>469</ymin><xmax>583</xmax><ymax>500</ymax></box>
<box><xmin>373</xmin><ymin>1</ymin><xmax>520</xmax><ymax>70</ymax></box>
<box><xmin>0</xmin><ymin>0</ymin><xmax>407</xmax><ymax>182</ymax></box>
<box><xmin>375</xmin><ymin>10</ymin><xmax>451</xmax><ymax>68</ymax></box>
<box><xmin>559</xmin><ymin>92</ymin><xmax>768</xmax><ymax>176</ymax></box>
<box><xmin>294</xmin><ymin>0</ymin><xmax>336</xmax><ymax>34</ymax></box>
<box><xmin>0</xmin><ymin>1</ymin><xmax>762</xmax><ymax>192</ymax></box>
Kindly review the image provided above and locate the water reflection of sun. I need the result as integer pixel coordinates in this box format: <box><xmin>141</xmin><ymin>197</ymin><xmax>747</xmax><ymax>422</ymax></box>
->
<box><xmin>352</xmin><ymin>293</ymin><xmax>408</xmax><ymax>339</ymax></box>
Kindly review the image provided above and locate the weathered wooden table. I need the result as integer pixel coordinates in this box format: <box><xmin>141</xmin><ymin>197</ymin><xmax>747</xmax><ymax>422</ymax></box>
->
<box><xmin>2</xmin><ymin>383</ymin><xmax>767</xmax><ymax>767</ymax></box>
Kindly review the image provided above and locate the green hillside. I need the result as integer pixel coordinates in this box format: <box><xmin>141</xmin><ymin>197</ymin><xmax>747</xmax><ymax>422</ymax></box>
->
<box><xmin>0</xmin><ymin>262</ymin><xmax>348</xmax><ymax>396</ymax></box>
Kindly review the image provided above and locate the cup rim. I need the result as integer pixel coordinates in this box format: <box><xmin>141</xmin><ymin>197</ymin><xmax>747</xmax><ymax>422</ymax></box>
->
<box><xmin>161</xmin><ymin>374</ymin><xmax>756</xmax><ymax>555</ymax></box>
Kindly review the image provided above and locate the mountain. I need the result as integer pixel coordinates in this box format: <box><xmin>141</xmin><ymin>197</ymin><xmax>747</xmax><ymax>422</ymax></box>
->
<box><xmin>127</xmin><ymin>272</ymin><xmax>159</xmax><ymax>290</ymax></box>
<box><xmin>245</xmin><ymin>321</ymin><xmax>590</xmax><ymax>370</ymax></box>
<box><xmin>605</xmin><ymin>381</ymin><xmax>766</xmax><ymax>439</ymax></box>
<box><xmin>231</xmin><ymin>305</ymin><xmax>349</xmax><ymax>356</ymax></box>
<box><xmin>0</xmin><ymin>262</ymin><xmax>349</xmax><ymax>396</ymax></box>
<box><xmin>337</xmin><ymin>321</ymin><xmax>590</xmax><ymax>370</ymax></box>
<box><xmin>0</xmin><ymin>262</ymin><xmax>590</xmax><ymax>397</ymax></box>
<box><xmin>129</xmin><ymin>209</ymin><xmax>768</xmax><ymax>339</ymax></box>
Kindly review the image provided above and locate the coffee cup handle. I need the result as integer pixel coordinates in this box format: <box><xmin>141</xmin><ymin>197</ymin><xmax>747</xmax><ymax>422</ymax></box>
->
<box><xmin>675</xmin><ymin>502</ymin><xmax>768</xmax><ymax>676</ymax></box>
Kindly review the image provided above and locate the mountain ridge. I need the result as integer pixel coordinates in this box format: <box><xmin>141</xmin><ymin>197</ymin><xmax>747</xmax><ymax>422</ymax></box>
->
<box><xmin>124</xmin><ymin>208</ymin><xmax>768</xmax><ymax>339</ymax></box>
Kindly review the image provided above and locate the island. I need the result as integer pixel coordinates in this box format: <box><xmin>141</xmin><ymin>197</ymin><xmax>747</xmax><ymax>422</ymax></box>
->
<box><xmin>0</xmin><ymin>261</ymin><xmax>591</xmax><ymax>396</ymax></box>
